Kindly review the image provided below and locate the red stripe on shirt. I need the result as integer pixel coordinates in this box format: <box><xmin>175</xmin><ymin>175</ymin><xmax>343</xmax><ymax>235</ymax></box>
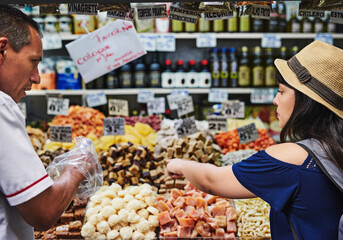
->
<box><xmin>5</xmin><ymin>174</ymin><xmax>49</xmax><ymax>198</ymax></box>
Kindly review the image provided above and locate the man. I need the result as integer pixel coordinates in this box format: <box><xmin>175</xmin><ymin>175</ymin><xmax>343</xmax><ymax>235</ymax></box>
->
<box><xmin>0</xmin><ymin>5</ymin><xmax>95</xmax><ymax>239</ymax></box>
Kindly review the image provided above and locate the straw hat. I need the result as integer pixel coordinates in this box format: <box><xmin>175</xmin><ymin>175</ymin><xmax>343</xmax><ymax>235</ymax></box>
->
<box><xmin>275</xmin><ymin>40</ymin><xmax>343</xmax><ymax>119</ymax></box>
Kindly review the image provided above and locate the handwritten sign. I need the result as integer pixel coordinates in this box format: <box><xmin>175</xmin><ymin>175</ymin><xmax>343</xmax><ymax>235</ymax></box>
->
<box><xmin>201</xmin><ymin>11</ymin><xmax>233</xmax><ymax>20</ymax></box>
<box><xmin>251</xmin><ymin>5</ymin><xmax>271</xmax><ymax>19</ymax></box>
<box><xmin>222</xmin><ymin>101</ymin><xmax>245</xmax><ymax>119</ymax></box>
<box><xmin>251</xmin><ymin>88</ymin><xmax>277</xmax><ymax>104</ymax></box>
<box><xmin>196</xmin><ymin>33</ymin><xmax>217</xmax><ymax>48</ymax></box>
<box><xmin>68</xmin><ymin>3</ymin><xmax>98</xmax><ymax>15</ymax></box>
<box><xmin>47</xmin><ymin>97</ymin><xmax>70</xmax><ymax>115</ymax></box>
<box><xmin>147</xmin><ymin>97</ymin><xmax>165</xmax><ymax>115</ymax></box>
<box><xmin>136</xmin><ymin>4</ymin><xmax>167</xmax><ymax>19</ymax></box>
<box><xmin>169</xmin><ymin>6</ymin><xmax>198</xmax><ymax>24</ymax></box>
<box><xmin>175</xmin><ymin>96</ymin><xmax>194</xmax><ymax>117</ymax></box>
<box><xmin>107</xmin><ymin>9</ymin><xmax>134</xmax><ymax>21</ymax></box>
<box><xmin>108</xmin><ymin>99</ymin><xmax>129</xmax><ymax>116</ymax></box>
<box><xmin>86</xmin><ymin>92</ymin><xmax>107</xmax><ymax>107</ymax></box>
<box><xmin>17</xmin><ymin>102</ymin><xmax>27</xmax><ymax>118</ymax></box>
<box><xmin>66</xmin><ymin>20</ymin><xmax>146</xmax><ymax>83</ymax></box>
<box><xmin>157</xmin><ymin>34</ymin><xmax>176</xmax><ymax>52</ymax></box>
<box><xmin>207</xmin><ymin>115</ymin><xmax>228</xmax><ymax>132</ymax></box>
<box><xmin>167</xmin><ymin>91</ymin><xmax>189</xmax><ymax>110</ymax></box>
<box><xmin>315</xmin><ymin>33</ymin><xmax>333</xmax><ymax>45</ymax></box>
<box><xmin>208</xmin><ymin>89</ymin><xmax>228</xmax><ymax>103</ymax></box>
<box><xmin>42</xmin><ymin>33</ymin><xmax>62</xmax><ymax>50</ymax></box>
<box><xmin>104</xmin><ymin>117</ymin><xmax>125</xmax><ymax>136</ymax></box>
<box><xmin>237</xmin><ymin>123</ymin><xmax>259</xmax><ymax>144</ymax></box>
<box><xmin>137</xmin><ymin>90</ymin><xmax>155</xmax><ymax>103</ymax></box>
<box><xmin>50</xmin><ymin>126</ymin><xmax>72</xmax><ymax>142</ymax></box>
<box><xmin>261</xmin><ymin>34</ymin><xmax>281</xmax><ymax>48</ymax></box>
<box><xmin>330</xmin><ymin>10</ymin><xmax>343</xmax><ymax>24</ymax></box>
<box><xmin>175</xmin><ymin>116</ymin><xmax>197</xmax><ymax>138</ymax></box>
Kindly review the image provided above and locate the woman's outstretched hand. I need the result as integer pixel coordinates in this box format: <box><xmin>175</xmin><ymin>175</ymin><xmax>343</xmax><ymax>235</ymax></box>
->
<box><xmin>166</xmin><ymin>158</ymin><xmax>185</xmax><ymax>178</ymax></box>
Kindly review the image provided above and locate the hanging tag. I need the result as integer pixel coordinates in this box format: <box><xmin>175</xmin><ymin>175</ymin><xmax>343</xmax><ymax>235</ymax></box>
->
<box><xmin>147</xmin><ymin>97</ymin><xmax>165</xmax><ymax>115</ymax></box>
<box><xmin>167</xmin><ymin>91</ymin><xmax>189</xmax><ymax>110</ymax></box>
<box><xmin>136</xmin><ymin>4</ymin><xmax>167</xmax><ymax>19</ymax></box>
<box><xmin>108</xmin><ymin>99</ymin><xmax>129</xmax><ymax>116</ymax></box>
<box><xmin>298</xmin><ymin>9</ymin><xmax>325</xmax><ymax>18</ymax></box>
<box><xmin>68</xmin><ymin>3</ymin><xmax>98</xmax><ymax>15</ymax></box>
<box><xmin>201</xmin><ymin>11</ymin><xmax>233</xmax><ymax>21</ymax></box>
<box><xmin>175</xmin><ymin>116</ymin><xmax>197</xmax><ymax>138</ymax></box>
<box><xmin>196</xmin><ymin>33</ymin><xmax>217</xmax><ymax>48</ymax></box>
<box><xmin>330</xmin><ymin>10</ymin><xmax>343</xmax><ymax>24</ymax></box>
<box><xmin>42</xmin><ymin>33</ymin><xmax>62</xmax><ymax>50</ymax></box>
<box><xmin>169</xmin><ymin>6</ymin><xmax>198</xmax><ymax>24</ymax></box>
<box><xmin>174</xmin><ymin>96</ymin><xmax>194</xmax><ymax>117</ymax></box>
<box><xmin>157</xmin><ymin>34</ymin><xmax>176</xmax><ymax>52</ymax></box>
<box><xmin>50</xmin><ymin>126</ymin><xmax>72</xmax><ymax>142</ymax></box>
<box><xmin>107</xmin><ymin>8</ymin><xmax>135</xmax><ymax>21</ymax></box>
<box><xmin>47</xmin><ymin>97</ymin><xmax>70</xmax><ymax>115</ymax></box>
<box><xmin>251</xmin><ymin>88</ymin><xmax>276</xmax><ymax>104</ymax></box>
<box><xmin>207</xmin><ymin>115</ymin><xmax>228</xmax><ymax>132</ymax></box>
<box><xmin>251</xmin><ymin>5</ymin><xmax>271</xmax><ymax>19</ymax></box>
<box><xmin>237</xmin><ymin>123</ymin><xmax>259</xmax><ymax>144</ymax></box>
<box><xmin>137</xmin><ymin>90</ymin><xmax>155</xmax><ymax>103</ymax></box>
<box><xmin>103</xmin><ymin>117</ymin><xmax>125</xmax><ymax>136</ymax></box>
<box><xmin>86</xmin><ymin>92</ymin><xmax>107</xmax><ymax>107</ymax></box>
<box><xmin>208</xmin><ymin>89</ymin><xmax>228</xmax><ymax>103</ymax></box>
<box><xmin>222</xmin><ymin>101</ymin><xmax>245</xmax><ymax>119</ymax></box>
<box><xmin>17</xmin><ymin>102</ymin><xmax>27</xmax><ymax>119</ymax></box>
<box><xmin>139</xmin><ymin>33</ymin><xmax>157</xmax><ymax>51</ymax></box>
<box><xmin>315</xmin><ymin>33</ymin><xmax>333</xmax><ymax>45</ymax></box>
<box><xmin>261</xmin><ymin>34</ymin><xmax>281</xmax><ymax>48</ymax></box>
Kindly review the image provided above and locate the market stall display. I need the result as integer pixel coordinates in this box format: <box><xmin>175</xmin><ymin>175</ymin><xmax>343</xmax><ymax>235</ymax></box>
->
<box><xmin>26</xmin><ymin>126</ymin><xmax>47</xmax><ymax>152</ymax></box>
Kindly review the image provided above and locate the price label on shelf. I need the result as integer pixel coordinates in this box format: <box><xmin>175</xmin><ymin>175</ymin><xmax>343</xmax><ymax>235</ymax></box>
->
<box><xmin>17</xmin><ymin>102</ymin><xmax>27</xmax><ymax>119</ymax></box>
<box><xmin>251</xmin><ymin>88</ymin><xmax>277</xmax><ymax>104</ymax></box>
<box><xmin>47</xmin><ymin>98</ymin><xmax>70</xmax><ymax>115</ymax></box>
<box><xmin>261</xmin><ymin>34</ymin><xmax>281</xmax><ymax>48</ymax></box>
<box><xmin>50</xmin><ymin>126</ymin><xmax>72</xmax><ymax>142</ymax></box>
<box><xmin>137</xmin><ymin>90</ymin><xmax>155</xmax><ymax>103</ymax></box>
<box><xmin>157</xmin><ymin>34</ymin><xmax>176</xmax><ymax>52</ymax></box>
<box><xmin>147</xmin><ymin>97</ymin><xmax>165</xmax><ymax>115</ymax></box>
<box><xmin>139</xmin><ymin>33</ymin><xmax>157</xmax><ymax>51</ymax></box>
<box><xmin>104</xmin><ymin>117</ymin><xmax>125</xmax><ymax>136</ymax></box>
<box><xmin>222</xmin><ymin>101</ymin><xmax>245</xmax><ymax>119</ymax></box>
<box><xmin>251</xmin><ymin>5</ymin><xmax>271</xmax><ymax>19</ymax></box>
<box><xmin>207</xmin><ymin>115</ymin><xmax>228</xmax><ymax>132</ymax></box>
<box><xmin>86</xmin><ymin>92</ymin><xmax>107</xmax><ymax>107</ymax></box>
<box><xmin>174</xmin><ymin>96</ymin><xmax>194</xmax><ymax>117</ymax></box>
<box><xmin>237</xmin><ymin>123</ymin><xmax>259</xmax><ymax>144</ymax></box>
<box><xmin>330</xmin><ymin>10</ymin><xmax>343</xmax><ymax>24</ymax></box>
<box><xmin>315</xmin><ymin>33</ymin><xmax>333</xmax><ymax>45</ymax></box>
<box><xmin>175</xmin><ymin>116</ymin><xmax>197</xmax><ymax>138</ymax></box>
<box><xmin>108</xmin><ymin>99</ymin><xmax>129</xmax><ymax>116</ymax></box>
<box><xmin>208</xmin><ymin>89</ymin><xmax>228</xmax><ymax>103</ymax></box>
<box><xmin>196</xmin><ymin>33</ymin><xmax>217</xmax><ymax>48</ymax></box>
<box><xmin>42</xmin><ymin>33</ymin><xmax>62</xmax><ymax>50</ymax></box>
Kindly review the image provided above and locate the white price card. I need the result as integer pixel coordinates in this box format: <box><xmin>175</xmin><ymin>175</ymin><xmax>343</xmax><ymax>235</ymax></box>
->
<box><xmin>237</xmin><ymin>123</ymin><xmax>259</xmax><ymax>144</ymax></box>
<box><xmin>42</xmin><ymin>33</ymin><xmax>62</xmax><ymax>50</ymax></box>
<box><xmin>207</xmin><ymin>115</ymin><xmax>228</xmax><ymax>132</ymax></box>
<box><xmin>175</xmin><ymin>116</ymin><xmax>197</xmax><ymax>138</ymax></box>
<box><xmin>157</xmin><ymin>34</ymin><xmax>176</xmax><ymax>52</ymax></box>
<box><xmin>104</xmin><ymin>117</ymin><xmax>125</xmax><ymax>136</ymax></box>
<box><xmin>251</xmin><ymin>5</ymin><xmax>271</xmax><ymax>19</ymax></box>
<box><xmin>196</xmin><ymin>33</ymin><xmax>217</xmax><ymax>48</ymax></box>
<box><xmin>315</xmin><ymin>33</ymin><xmax>333</xmax><ymax>45</ymax></box>
<box><xmin>68</xmin><ymin>3</ymin><xmax>98</xmax><ymax>15</ymax></box>
<box><xmin>208</xmin><ymin>89</ymin><xmax>228</xmax><ymax>103</ymax></box>
<box><xmin>47</xmin><ymin>97</ymin><xmax>70</xmax><ymax>115</ymax></box>
<box><xmin>251</xmin><ymin>88</ymin><xmax>277</xmax><ymax>104</ymax></box>
<box><xmin>107</xmin><ymin>9</ymin><xmax>135</xmax><ymax>21</ymax></box>
<box><xmin>137</xmin><ymin>90</ymin><xmax>155</xmax><ymax>103</ymax></box>
<box><xmin>171</xmin><ymin>90</ymin><xmax>189</xmax><ymax>96</ymax></box>
<box><xmin>147</xmin><ymin>97</ymin><xmax>165</xmax><ymax>115</ymax></box>
<box><xmin>261</xmin><ymin>34</ymin><xmax>281</xmax><ymax>48</ymax></box>
<box><xmin>136</xmin><ymin>4</ymin><xmax>167</xmax><ymax>19</ymax></box>
<box><xmin>86</xmin><ymin>92</ymin><xmax>107</xmax><ymax>107</ymax></box>
<box><xmin>50</xmin><ymin>126</ymin><xmax>72</xmax><ymax>142</ymax></box>
<box><xmin>330</xmin><ymin>10</ymin><xmax>343</xmax><ymax>24</ymax></box>
<box><xmin>222</xmin><ymin>101</ymin><xmax>245</xmax><ymax>119</ymax></box>
<box><xmin>167</xmin><ymin>91</ymin><xmax>189</xmax><ymax>110</ymax></box>
<box><xmin>175</xmin><ymin>96</ymin><xmax>194</xmax><ymax>117</ymax></box>
<box><xmin>66</xmin><ymin>20</ymin><xmax>146</xmax><ymax>84</ymax></box>
<box><xmin>139</xmin><ymin>33</ymin><xmax>157</xmax><ymax>52</ymax></box>
<box><xmin>108</xmin><ymin>99</ymin><xmax>129</xmax><ymax>116</ymax></box>
<box><xmin>17</xmin><ymin>102</ymin><xmax>27</xmax><ymax>119</ymax></box>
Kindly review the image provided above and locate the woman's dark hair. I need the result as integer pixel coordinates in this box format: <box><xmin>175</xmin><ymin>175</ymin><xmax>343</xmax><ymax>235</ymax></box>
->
<box><xmin>0</xmin><ymin>5</ymin><xmax>42</xmax><ymax>53</ymax></box>
<box><xmin>276</xmin><ymin>71</ymin><xmax>343</xmax><ymax>171</ymax></box>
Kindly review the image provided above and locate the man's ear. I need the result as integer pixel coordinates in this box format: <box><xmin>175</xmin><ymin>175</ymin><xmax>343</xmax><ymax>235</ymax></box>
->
<box><xmin>0</xmin><ymin>37</ymin><xmax>9</xmax><ymax>64</ymax></box>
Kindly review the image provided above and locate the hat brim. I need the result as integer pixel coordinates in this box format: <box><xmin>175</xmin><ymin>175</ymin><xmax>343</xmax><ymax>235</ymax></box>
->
<box><xmin>275</xmin><ymin>58</ymin><xmax>343</xmax><ymax>119</ymax></box>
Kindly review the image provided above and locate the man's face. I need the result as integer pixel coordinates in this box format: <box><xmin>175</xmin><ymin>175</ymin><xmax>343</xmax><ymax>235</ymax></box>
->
<box><xmin>0</xmin><ymin>26</ymin><xmax>42</xmax><ymax>103</ymax></box>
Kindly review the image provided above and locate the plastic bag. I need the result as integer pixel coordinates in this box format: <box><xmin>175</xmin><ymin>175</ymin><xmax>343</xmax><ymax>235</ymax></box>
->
<box><xmin>46</xmin><ymin>137</ymin><xmax>103</xmax><ymax>199</ymax></box>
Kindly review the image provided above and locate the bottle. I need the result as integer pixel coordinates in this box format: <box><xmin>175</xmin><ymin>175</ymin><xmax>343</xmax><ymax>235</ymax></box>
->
<box><xmin>219</xmin><ymin>48</ymin><xmax>229</xmax><ymax>88</ymax></box>
<box><xmin>210</xmin><ymin>48</ymin><xmax>221</xmax><ymax>88</ymax></box>
<box><xmin>229</xmin><ymin>47</ymin><xmax>239</xmax><ymax>88</ymax></box>
<box><xmin>149</xmin><ymin>53</ymin><xmax>161</xmax><ymax>88</ymax></box>
<box><xmin>171</xmin><ymin>19</ymin><xmax>184</xmax><ymax>32</ymax></box>
<box><xmin>288</xmin><ymin>7</ymin><xmax>301</xmax><ymax>33</ymax></box>
<box><xmin>252</xmin><ymin>17</ymin><xmax>265</xmax><ymax>33</ymax></box>
<box><xmin>133</xmin><ymin>58</ymin><xmax>147</xmax><ymax>88</ymax></box>
<box><xmin>302</xmin><ymin>16</ymin><xmax>313</xmax><ymax>33</ymax></box>
<box><xmin>278</xmin><ymin>2</ymin><xmax>287</xmax><ymax>33</ymax></box>
<box><xmin>238</xmin><ymin>46</ymin><xmax>251</xmax><ymax>87</ymax></box>
<box><xmin>326</xmin><ymin>15</ymin><xmax>336</xmax><ymax>33</ymax></box>
<box><xmin>268</xmin><ymin>2</ymin><xmax>279</xmax><ymax>32</ymax></box>
<box><xmin>227</xmin><ymin>10</ymin><xmax>238</xmax><ymax>32</ymax></box>
<box><xmin>240</xmin><ymin>6</ymin><xmax>251</xmax><ymax>32</ymax></box>
<box><xmin>185</xmin><ymin>22</ymin><xmax>197</xmax><ymax>33</ymax></box>
<box><xmin>106</xmin><ymin>70</ymin><xmax>119</xmax><ymax>89</ymax></box>
<box><xmin>161</xmin><ymin>59</ymin><xmax>174</xmax><ymax>88</ymax></box>
<box><xmin>213</xmin><ymin>19</ymin><xmax>225</xmax><ymax>32</ymax></box>
<box><xmin>265</xmin><ymin>48</ymin><xmax>277</xmax><ymax>87</ymax></box>
<box><xmin>252</xmin><ymin>46</ymin><xmax>264</xmax><ymax>87</ymax></box>
<box><xmin>198</xmin><ymin>59</ymin><xmax>211</xmax><ymax>88</ymax></box>
<box><xmin>95</xmin><ymin>76</ymin><xmax>106</xmax><ymax>89</ymax></box>
<box><xmin>290</xmin><ymin>46</ymin><xmax>299</xmax><ymax>57</ymax></box>
<box><xmin>280</xmin><ymin>46</ymin><xmax>287</xmax><ymax>60</ymax></box>
<box><xmin>119</xmin><ymin>63</ymin><xmax>132</xmax><ymax>88</ymax></box>
<box><xmin>175</xmin><ymin>59</ymin><xmax>186</xmax><ymax>88</ymax></box>
<box><xmin>186</xmin><ymin>60</ymin><xmax>198</xmax><ymax>88</ymax></box>
<box><xmin>198</xmin><ymin>17</ymin><xmax>211</xmax><ymax>32</ymax></box>
<box><xmin>314</xmin><ymin>16</ymin><xmax>324</xmax><ymax>33</ymax></box>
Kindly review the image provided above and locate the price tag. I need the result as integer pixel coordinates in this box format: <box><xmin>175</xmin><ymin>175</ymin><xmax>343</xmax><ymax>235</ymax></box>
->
<box><xmin>261</xmin><ymin>34</ymin><xmax>281</xmax><ymax>48</ymax></box>
<box><xmin>157</xmin><ymin>34</ymin><xmax>176</xmax><ymax>52</ymax></box>
<box><xmin>42</xmin><ymin>33</ymin><xmax>62</xmax><ymax>50</ymax></box>
<box><xmin>108</xmin><ymin>99</ymin><xmax>129</xmax><ymax>116</ymax></box>
<box><xmin>298</xmin><ymin>9</ymin><xmax>325</xmax><ymax>18</ymax></box>
<box><xmin>251</xmin><ymin>5</ymin><xmax>271</xmax><ymax>19</ymax></box>
<box><xmin>50</xmin><ymin>126</ymin><xmax>72</xmax><ymax>142</ymax></box>
<box><xmin>167</xmin><ymin>91</ymin><xmax>189</xmax><ymax>110</ymax></box>
<box><xmin>107</xmin><ymin>8</ymin><xmax>135</xmax><ymax>21</ymax></box>
<box><xmin>222</xmin><ymin>101</ymin><xmax>245</xmax><ymax>118</ymax></box>
<box><xmin>330</xmin><ymin>10</ymin><xmax>343</xmax><ymax>24</ymax></box>
<box><xmin>147</xmin><ymin>97</ymin><xmax>165</xmax><ymax>115</ymax></box>
<box><xmin>47</xmin><ymin>98</ymin><xmax>70</xmax><ymax>115</ymax></box>
<box><xmin>201</xmin><ymin>11</ymin><xmax>233</xmax><ymax>21</ymax></box>
<box><xmin>237</xmin><ymin>123</ymin><xmax>259</xmax><ymax>144</ymax></box>
<box><xmin>139</xmin><ymin>33</ymin><xmax>157</xmax><ymax>52</ymax></box>
<box><xmin>251</xmin><ymin>88</ymin><xmax>277</xmax><ymax>104</ymax></box>
<box><xmin>315</xmin><ymin>33</ymin><xmax>333</xmax><ymax>45</ymax></box>
<box><xmin>174</xmin><ymin>96</ymin><xmax>194</xmax><ymax>117</ymax></box>
<box><xmin>208</xmin><ymin>89</ymin><xmax>228</xmax><ymax>103</ymax></box>
<box><xmin>17</xmin><ymin>102</ymin><xmax>27</xmax><ymax>118</ymax></box>
<box><xmin>175</xmin><ymin>116</ymin><xmax>197</xmax><ymax>138</ymax></box>
<box><xmin>169</xmin><ymin>6</ymin><xmax>198</xmax><ymax>24</ymax></box>
<box><xmin>136</xmin><ymin>4</ymin><xmax>167</xmax><ymax>19</ymax></box>
<box><xmin>68</xmin><ymin>3</ymin><xmax>98</xmax><ymax>15</ymax></box>
<box><xmin>103</xmin><ymin>117</ymin><xmax>125</xmax><ymax>136</ymax></box>
<box><xmin>196</xmin><ymin>33</ymin><xmax>217</xmax><ymax>48</ymax></box>
<box><xmin>171</xmin><ymin>90</ymin><xmax>189</xmax><ymax>96</ymax></box>
<box><xmin>59</xmin><ymin>4</ymin><xmax>68</xmax><ymax>14</ymax></box>
<box><xmin>207</xmin><ymin>115</ymin><xmax>228</xmax><ymax>132</ymax></box>
<box><xmin>137</xmin><ymin>90</ymin><xmax>155</xmax><ymax>103</ymax></box>
<box><xmin>86</xmin><ymin>92</ymin><xmax>107</xmax><ymax>107</ymax></box>
<box><xmin>203</xmin><ymin>2</ymin><xmax>224</xmax><ymax>5</ymax></box>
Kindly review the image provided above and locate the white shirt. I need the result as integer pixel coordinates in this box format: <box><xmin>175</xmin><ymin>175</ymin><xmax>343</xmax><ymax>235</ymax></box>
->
<box><xmin>0</xmin><ymin>91</ymin><xmax>53</xmax><ymax>240</ymax></box>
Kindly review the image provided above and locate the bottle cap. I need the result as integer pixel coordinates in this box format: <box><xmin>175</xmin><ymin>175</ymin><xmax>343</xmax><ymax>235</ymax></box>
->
<box><xmin>189</xmin><ymin>59</ymin><xmax>196</xmax><ymax>65</ymax></box>
<box><xmin>201</xmin><ymin>59</ymin><xmax>208</xmax><ymax>65</ymax></box>
<box><xmin>177</xmin><ymin>59</ymin><xmax>184</xmax><ymax>65</ymax></box>
<box><xmin>165</xmin><ymin>59</ymin><xmax>172</xmax><ymax>65</ymax></box>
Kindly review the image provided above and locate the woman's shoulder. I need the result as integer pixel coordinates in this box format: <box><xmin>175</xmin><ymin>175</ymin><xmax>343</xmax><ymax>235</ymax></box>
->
<box><xmin>265</xmin><ymin>143</ymin><xmax>309</xmax><ymax>166</ymax></box>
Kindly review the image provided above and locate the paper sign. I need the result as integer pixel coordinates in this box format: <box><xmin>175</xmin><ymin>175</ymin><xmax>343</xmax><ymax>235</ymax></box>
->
<box><xmin>42</xmin><ymin>33</ymin><xmax>62</xmax><ymax>50</ymax></box>
<box><xmin>139</xmin><ymin>33</ymin><xmax>157</xmax><ymax>51</ymax></box>
<box><xmin>167</xmin><ymin>91</ymin><xmax>189</xmax><ymax>110</ymax></box>
<box><xmin>17</xmin><ymin>102</ymin><xmax>27</xmax><ymax>119</ymax></box>
<box><xmin>222</xmin><ymin>101</ymin><xmax>245</xmax><ymax>119</ymax></box>
<box><xmin>207</xmin><ymin>115</ymin><xmax>228</xmax><ymax>132</ymax></box>
<box><xmin>107</xmin><ymin>9</ymin><xmax>134</xmax><ymax>21</ymax></box>
<box><xmin>298</xmin><ymin>9</ymin><xmax>325</xmax><ymax>18</ymax></box>
<box><xmin>147</xmin><ymin>97</ymin><xmax>165</xmax><ymax>115</ymax></box>
<box><xmin>251</xmin><ymin>5</ymin><xmax>271</xmax><ymax>19</ymax></box>
<box><xmin>201</xmin><ymin>11</ymin><xmax>233</xmax><ymax>20</ymax></box>
<box><xmin>66</xmin><ymin>20</ymin><xmax>146</xmax><ymax>84</ymax></box>
<box><xmin>137</xmin><ymin>90</ymin><xmax>155</xmax><ymax>103</ymax></box>
<box><xmin>68</xmin><ymin>3</ymin><xmax>98</xmax><ymax>15</ymax></box>
<box><xmin>330</xmin><ymin>10</ymin><xmax>343</xmax><ymax>24</ymax></box>
<box><xmin>208</xmin><ymin>89</ymin><xmax>228</xmax><ymax>103</ymax></box>
<box><xmin>237</xmin><ymin>123</ymin><xmax>259</xmax><ymax>144</ymax></box>
<box><xmin>86</xmin><ymin>92</ymin><xmax>107</xmax><ymax>107</ymax></box>
<box><xmin>315</xmin><ymin>33</ymin><xmax>333</xmax><ymax>45</ymax></box>
<box><xmin>196</xmin><ymin>33</ymin><xmax>217</xmax><ymax>48</ymax></box>
<box><xmin>136</xmin><ymin>4</ymin><xmax>167</xmax><ymax>19</ymax></box>
<box><xmin>157</xmin><ymin>34</ymin><xmax>176</xmax><ymax>52</ymax></box>
<box><xmin>47</xmin><ymin>98</ymin><xmax>70</xmax><ymax>115</ymax></box>
<box><xmin>262</xmin><ymin>34</ymin><xmax>281</xmax><ymax>48</ymax></box>
<box><xmin>251</xmin><ymin>88</ymin><xmax>277</xmax><ymax>104</ymax></box>
<box><xmin>50</xmin><ymin>126</ymin><xmax>72</xmax><ymax>142</ymax></box>
<box><xmin>108</xmin><ymin>99</ymin><xmax>129</xmax><ymax>116</ymax></box>
<box><xmin>175</xmin><ymin>116</ymin><xmax>197</xmax><ymax>138</ymax></box>
<box><xmin>104</xmin><ymin>117</ymin><xmax>125</xmax><ymax>136</ymax></box>
<box><xmin>175</xmin><ymin>96</ymin><xmax>194</xmax><ymax>117</ymax></box>
<box><xmin>169</xmin><ymin>6</ymin><xmax>198</xmax><ymax>24</ymax></box>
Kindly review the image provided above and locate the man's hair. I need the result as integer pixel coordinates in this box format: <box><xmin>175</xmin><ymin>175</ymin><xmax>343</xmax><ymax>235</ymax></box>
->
<box><xmin>0</xmin><ymin>5</ymin><xmax>42</xmax><ymax>53</ymax></box>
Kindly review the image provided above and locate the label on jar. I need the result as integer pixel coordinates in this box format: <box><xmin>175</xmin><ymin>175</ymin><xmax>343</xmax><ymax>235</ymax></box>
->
<box><xmin>169</xmin><ymin>6</ymin><xmax>198</xmax><ymax>24</ymax></box>
<box><xmin>238</xmin><ymin>66</ymin><xmax>251</xmax><ymax>87</ymax></box>
<box><xmin>252</xmin><ymin>66</ymin><xmax>264</xmax><ymax>87</ymax></box>
<box><xmin>136</xmin><ymin>4</ymin><xmax>167</xmax><ymax>19</ymax></box>
<box><xmin>186</xmin><ymin>72</ymin><xmax>198</xmax><ymax>88</ymax></box>
<box><xmin>121</xmin><ymin>73</ymin><xmax>132</xmax><ymax>88</ymax></box>
<box><xmin>161</xmin><ymin>72</ymin><xmax>175</xmax><ymax>88</ymax></box>
<box><xmin>150</xmin><ymin>71</ymin><xmax>161</xmax><ymax>87</ymax></box>
<box><xmin>104</xmin><ymin>117</ymin><xmax>125</xmax><ymax>136</ymax></box>
<box><xmin>265</xmin><ymin>66</ymin><xmax>277</xmax><ymax>87</ymax></box>
<box><xmin>135</xmin><ymin>72</ymin><xmax>146</xmax><ymax>88</ymax></box>
<box><xmin>108</xmin><ymin>99</ymin><xmax>129</xmax><ymax>116</ymax></box>
<box><xmin>198</xmin><ymin>72</ymin><xmax>211</xmax><ymax>87</ymax></box>
<box><xmin>175</xmin><ymin>72</ymin><xmax>187</xmax><ymax>88</ymax></box>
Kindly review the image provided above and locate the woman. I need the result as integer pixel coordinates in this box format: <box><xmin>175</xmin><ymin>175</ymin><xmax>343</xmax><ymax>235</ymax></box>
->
<box><xmin>166</xmin><ymin>41</ymin><xmax>343</xmax><ymax>240</ymax></box>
